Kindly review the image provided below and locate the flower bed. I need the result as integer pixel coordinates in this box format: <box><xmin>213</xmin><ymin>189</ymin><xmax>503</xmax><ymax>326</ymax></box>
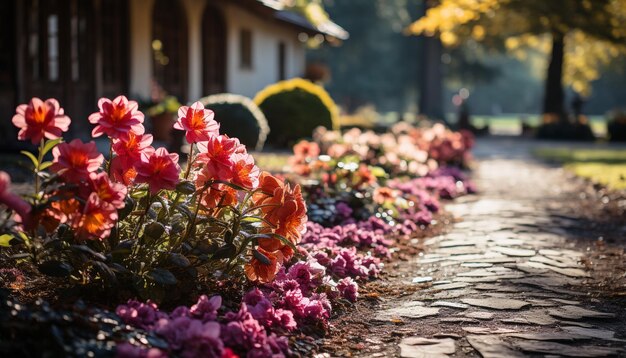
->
<box><xmin>0</xmin><ymin>96</ymin><xmax>474</xmax><ymax>357</ymax></box>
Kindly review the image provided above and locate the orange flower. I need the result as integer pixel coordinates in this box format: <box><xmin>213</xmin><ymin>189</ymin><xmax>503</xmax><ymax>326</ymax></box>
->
<box><xmin>292</xmin><ymin>140</ymin><xmax>320</xmax><ymax>159</ymax></box>
<box><xmin>12</xmin><ymin>98</ymin><xmax>71</xmax><ymax>144</ymax></box>
<box><xmin>372</xmin><ymin>187</ymin><xmax>399</xmax><ymax>205</ymax></box>
<box><xmin>71</xmin><ymin>192</ymin><xmax>117</xmax><ymax>240</ymax></box>
<box><xmin>89</xmin><ymin>95</ymin><xmax>145</xmax><ymax>139</ymax></box>
<box><xmin>51</xmin><ymin>139</ymin><xmax>104</xmax><ymax>183</ymax></box>
<box><xmin>173</xmin><ymin>101</ymin><xmax>219</xmax><ymax>143</ymax></box>
<box><xmin>254</xmin><ymin>172</ymin><xmax>307</xmax><ymax>250</ymax></box>
<box><xmin>244</xmin><ymin>248</ymin><xmax>283</xmax><ymax>283</ymax></box>
<box><xmin>199</xmin><ymin>184</ymin><xmax>238</xmax><ymax>208</ymax></box>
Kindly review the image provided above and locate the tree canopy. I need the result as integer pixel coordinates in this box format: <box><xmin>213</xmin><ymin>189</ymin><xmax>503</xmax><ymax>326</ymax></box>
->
<box><xmin>409</xmin><ymin>0</ymin><xmax>626</xmax><ymax>97</ymax></box>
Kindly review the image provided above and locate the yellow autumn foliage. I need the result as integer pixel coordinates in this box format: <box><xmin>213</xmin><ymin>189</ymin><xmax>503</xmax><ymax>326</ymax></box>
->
<box><xmin>408</xmin><ymin>0</ymin><xmax>626</xmax><ymax>96</ymax></box>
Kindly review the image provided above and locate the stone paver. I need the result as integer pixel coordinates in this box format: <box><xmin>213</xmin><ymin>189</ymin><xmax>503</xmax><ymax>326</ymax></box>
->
<box><xmin>372</xmin><ymin>139</ymin><xmax>626</xmax><ymax>357</ymax></box>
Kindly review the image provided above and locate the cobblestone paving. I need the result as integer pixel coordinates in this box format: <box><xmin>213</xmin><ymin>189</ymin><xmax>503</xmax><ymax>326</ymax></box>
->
<box><xmin>368</xmin><ymin>139</ymin><xmax>626</xmax><ymax>357</ymax></box>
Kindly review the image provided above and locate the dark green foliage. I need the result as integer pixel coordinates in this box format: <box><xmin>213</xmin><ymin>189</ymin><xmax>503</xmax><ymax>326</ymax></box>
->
<box><xmin>200</xmin><ymin>94</ymin><xmax>269</xmax><ymax>151</ymax></box>
<box><xmin>259</xmin><ymin>88</ymin><xmax>334</xmax><ymax>147</ymax></box>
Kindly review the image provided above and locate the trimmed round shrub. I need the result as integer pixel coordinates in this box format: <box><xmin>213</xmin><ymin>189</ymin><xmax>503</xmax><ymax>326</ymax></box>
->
<box><xmin>198</xmin><ymin>93</ymin><xmax>270</xmax><ymax>151</ymax></box>
<box><xmin>254</xmin><ymin>78</ymin><xmax>339</xmax><ymax>147</ymax></box>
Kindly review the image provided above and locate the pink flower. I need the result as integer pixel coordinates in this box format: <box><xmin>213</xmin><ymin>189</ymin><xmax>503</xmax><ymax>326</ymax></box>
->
<box><xmin>89</xmin><ymin>95</ymin><xmax>145</xmax><ymax>138</ymax></box>
<box><xmin>135</xmin><ymin>147</ymin><xmax>181</xmax><ymax>194</ymax></box>
<box><xmin>337</xmin><ymin>277</ymin><xmax>359</xmax><ymax>302</ymax></box>
<box><xmin>229</xmin><ymin>153</ymin><xmax>260</xmax><ymax>189</ymax></box>
<box><xmin>12</xmin><ymin>98</ymin><xmax>71</xmax><ymax>144</ymax></box>
<box><xmin>173</xmin><ymin>101</ymin><xmax>219</xmax><ymax>143</ymax></box>
<box><xmin>110</xmin><ymin>156</ymin><xmax>139</xmax><ymax>185</ymax></box>
<box><xmin>51</xmin><ymin>139</ymin><xmax>104</xmax><ymax>183</ymax></box>
<box><xmin>112</xmin><ymin>132</ymin><xmax>154</xmax><ymax>159</ymax></box>
<box><xmin>0</xmin><ymin>171</ymin><xmax>31</xmax><ymax>226</ymax></box>
<box><xmin>87</xmin><ymin>172</ymin><xmax>127</xmax><ymax>209</ymax></box>
<box><xmin>196</xmin><ymin>135</ymin><xmax>244</xmax><ymax>165</ymax></box>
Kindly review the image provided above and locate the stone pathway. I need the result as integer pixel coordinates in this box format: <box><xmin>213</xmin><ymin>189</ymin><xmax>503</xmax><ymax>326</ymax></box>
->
<box><xmin>365</xmin><ymin>139</ymin><xmax>626</xmax><ymax>357</ymax></box>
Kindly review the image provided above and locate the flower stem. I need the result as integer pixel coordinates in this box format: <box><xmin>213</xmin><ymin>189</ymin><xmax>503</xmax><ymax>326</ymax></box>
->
<box><xmin>183</xmin><ymin>144</ymin><xmax>194</xmax><ymax>179</ymax></box>
<box><xmin>107</xmin><ymin>138</ymin><xmax>113</xmax><ymax>175</ymax></box>
<box><xmin>34</xmin><ymin>138</ymin><xmax>45</xmax><ymax>195</ymax></box>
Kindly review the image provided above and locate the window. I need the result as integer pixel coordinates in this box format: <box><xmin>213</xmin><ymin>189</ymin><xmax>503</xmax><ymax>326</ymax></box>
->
<box><xmin>278</xmin><ymin>42</ymin><xmax>286</xmax><ymax>81</ymax></box>
<box><xmin>47</xmin><ymin>14</ymin><xmax>59</xmax><ymax>81</ymax></box>
<box><xmin>239</xmin><ymin>29</ymin><xmax>252</xmax><ymax>69</ymax></box>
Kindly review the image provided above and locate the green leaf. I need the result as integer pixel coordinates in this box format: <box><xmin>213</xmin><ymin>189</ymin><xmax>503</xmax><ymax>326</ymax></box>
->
<box><xmin>118</xmin><ymin>196</ymin><xmax>135</xmax><ymax>220</ymax></box>
<box><xmin>20</xmin><ymin>150</ymin><xmax>39</xmax><ymax>169</ymax></box>
<box><xmin>38</xmin><ymin>260</ymin><xmax>73</xmax><ymax>277</ymax></box>
<box><xmin>146</xmin><ymin>268</ymin><xmax>178</xmax><ymax>286</ymax></box>
<box><xmin>211</xmin><ymin>243</ymin><xmax>237</xmax><ymax>260</ymax></box>
<box><xmin>39</xmin><ymin>161</ymin><xmax>53</xmax><ymax>171</ymax></box>
<box><xmin>144</xmin><ymin>222</ymin><xmax>166</xmax><ymax>240</ymax></box>
<box><xmin>252</xmin><ymin>249</ymin><xmax>271</xmax><ymax>265</ymax></box>
<box><xmin>70</xmin><ymin>245</ymin><xmax>107</xmax><ymax>261</ymax></box>
<box><xmin>168</xmin><ymin>253</ymin><xmax>191</xmax><ymax>268</ymax></box>
<box><xmin>92</xmin><ymin>261</ymin><xmax>117</xmax><ymax>284</ymax></box>
<box><xmin>369</xmin><ymin>166</ymin><xmax>387</xmax><ymax>178</ymax></box>
<box><xmin>0</xmin><ymin>234</ymin><xmax>13</xmax><ymax>247</ymax></box>
<box><xmin>176</xmin><ymin>180</ymin><xmax>196</xmax><ymax>194</ymax></box>
<box><xmin>42</xmin><ymin>138</ymin><xmax>62</xmax><ymax>156</ymax></box>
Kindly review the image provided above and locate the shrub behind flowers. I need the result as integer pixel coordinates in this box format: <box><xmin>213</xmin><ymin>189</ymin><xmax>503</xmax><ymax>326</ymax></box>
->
<box><xmin>0</xmin><ymin>96</ymin><xmax>307</xmax><ymax>297</ymax></box>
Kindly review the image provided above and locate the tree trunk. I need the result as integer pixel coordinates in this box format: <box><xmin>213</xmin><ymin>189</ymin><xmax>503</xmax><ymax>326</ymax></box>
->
<box><xmin>419</xmin><ymin>36</ymin><xmax>445</xmax><ymax>121</ymax></box>
<box><xmin>418</xmin><ymin>0</ymin><xmax>445</xmax><ymax>121</ymax></box>
<box><xmin>542</xmin><ymin>32</ymin><xmax>566</xmax><ymax>121</ymax></box>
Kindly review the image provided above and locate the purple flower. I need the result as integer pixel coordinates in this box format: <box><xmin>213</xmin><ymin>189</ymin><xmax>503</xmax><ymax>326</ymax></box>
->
<box><xmin>190</xmin><ymin>295</ymin><xmax>221</xmax><ymax>322</ymax></box>
<box><xmin>116</xmin><ymin>300</ymin><xmax>165</xmax><ymax>330</ymax></box>
<box><xmin>116</xmin><ymin>343</ymin><xmax>167</xmax><ymax>358</ymax></box>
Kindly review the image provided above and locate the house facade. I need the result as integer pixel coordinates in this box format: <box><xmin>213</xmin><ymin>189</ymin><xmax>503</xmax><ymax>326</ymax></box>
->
<box><xmin>0</xmin><ymin>0</ymin><xmax>346</xmax><ymax>146</ymax></box>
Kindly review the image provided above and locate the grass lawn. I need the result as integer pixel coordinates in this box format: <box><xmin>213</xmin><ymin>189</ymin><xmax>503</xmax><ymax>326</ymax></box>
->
<box><xmin>469</xmin><ymin>115</ymin><xmax>607</xmax><ymax>137</ymax></box>
<box><xmin>533</xmin><ymin>147</ymin><xmax>626</xmax><ymax>190</ymax></box>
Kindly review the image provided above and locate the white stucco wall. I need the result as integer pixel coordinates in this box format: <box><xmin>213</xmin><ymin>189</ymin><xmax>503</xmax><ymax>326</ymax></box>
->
<box><xmin>129</xmin><ymin>0</ymin><xmax>155</xmax><ymax>100</ymax></box>
<box><xmin>129</xmin><ymin>0</ymin><xmax>307</xmax><ymax>102</ymax></box>
<box><xmin>222</xmin><ymin>4</ymin><xmax>306</xmax><ymax>98</ymax></box>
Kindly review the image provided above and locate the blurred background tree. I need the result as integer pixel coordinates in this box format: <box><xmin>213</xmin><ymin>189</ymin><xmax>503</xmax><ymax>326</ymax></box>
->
<box><xmin>409</xmin><ymin>0</ymin><xmax>626</xmax><ymax>120</ymax></box>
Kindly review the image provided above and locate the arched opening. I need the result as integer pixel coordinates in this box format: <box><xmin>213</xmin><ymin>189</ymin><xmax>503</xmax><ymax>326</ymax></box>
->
<box><xmin>152</xmin><ymin>0</ymin><xmax>188</xmax><ymax>102</ymax></box>
<box><xmin>202</xmin><ymin>5</ymin><xmax>227</xmax><ymax>95</ymax></box>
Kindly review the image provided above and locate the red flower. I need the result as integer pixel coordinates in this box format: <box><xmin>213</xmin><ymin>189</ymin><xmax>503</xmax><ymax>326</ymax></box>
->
<box><xmin>71</xmin><ymin>192</ymin><xmax>117</xmax><ymax>240</ymax></box>
<box><xmin>12</xmin><ymin>98</ymin><xmax>71</xmax><ymax>144</ymax></box>
<box><xmin>135</xmin><ymin>147</ymin><xmax>181</xmax><ymax>194</ymax></box>
<box><xmin>173</xmin><ymin>101</ymin><xmax>219</xmax><ymax>143</ymax></box>
<box><xmin>112</xmin><ymin>132</ymin><xmax>154</xmax><ymax>159</ymax></box>
<box><xmin>89</xmin><ymin>95</ymin><xmax>145</xmax><ymax>139</ymax></box>
<box><xmin>244</xmin><ymin>248</ymin><xmax>284</xmax><ymax>283</ymax></box>
<box><xmin>0</xmin><ymin>171</ymin><xmax>31</xmax><ymax>226</ymax></box>
<box><xmin>87</xmin><ymin>172</ymin><xmax>127</xmax><ymax>209</ymax></box>
<box><xmin>51</xmin><ymin>139</ymin><xmax>104</xmax><ymax>183</ymax></box>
